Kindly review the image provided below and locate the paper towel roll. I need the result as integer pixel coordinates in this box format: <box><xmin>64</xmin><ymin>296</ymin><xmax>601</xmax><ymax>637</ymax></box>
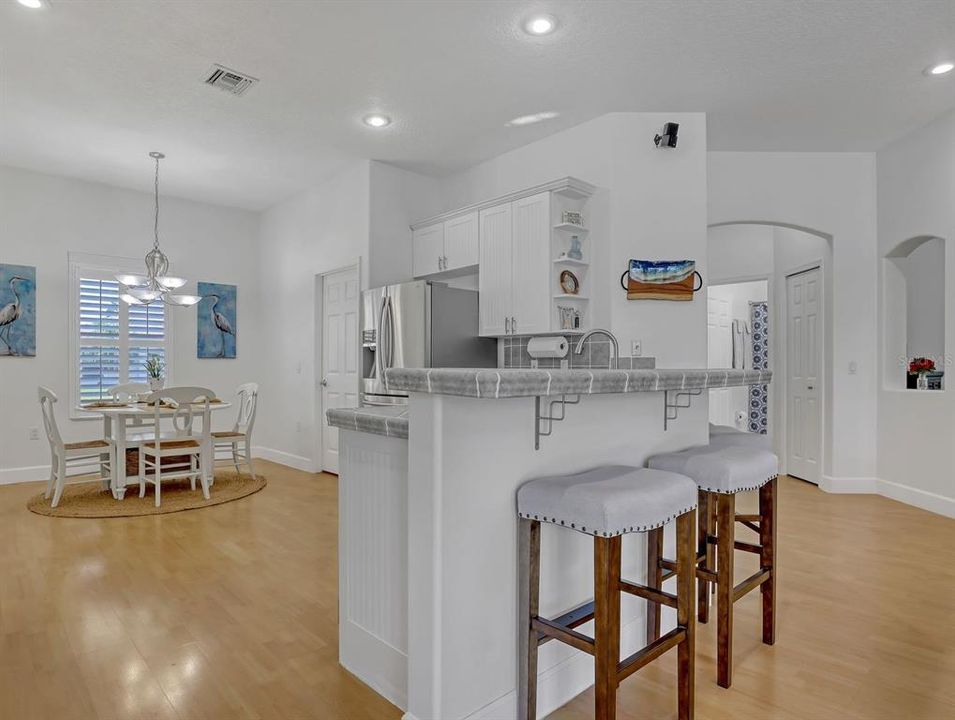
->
<box><xmin>526</xmin><ymin>336</ymin><xmax>569</xmax><ymax>359</ymax></box>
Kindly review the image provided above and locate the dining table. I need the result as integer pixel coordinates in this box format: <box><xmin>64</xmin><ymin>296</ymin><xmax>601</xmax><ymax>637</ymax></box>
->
<box><xmin>76</xmin><ymin>400</ymin><xmax>232</xmax><ymax>499</ymax></box>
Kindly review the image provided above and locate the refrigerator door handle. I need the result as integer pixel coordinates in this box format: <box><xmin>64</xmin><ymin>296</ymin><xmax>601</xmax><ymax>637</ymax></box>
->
<box><xmin>385</xmin><ymin>295</ymin><xmax>396</xmax><ymax>369</ymax></box>
<box><xmin>375</xmin><ymin>294</ymin><xmax>388</xmax><ymax>380</ymax></box>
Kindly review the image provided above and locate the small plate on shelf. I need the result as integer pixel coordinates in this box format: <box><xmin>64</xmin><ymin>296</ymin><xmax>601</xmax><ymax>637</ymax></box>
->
<box><xmin>559</xmin><ymin>269</ymin><xmax>580</xmax><ymax>295</ymax></box>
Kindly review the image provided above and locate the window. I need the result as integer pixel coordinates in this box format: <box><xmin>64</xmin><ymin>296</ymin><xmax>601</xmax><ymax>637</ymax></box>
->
<box><xmin>70</xmin><ymin>255</ymin><xmax>173</xmax><ymax>416</ymax></box>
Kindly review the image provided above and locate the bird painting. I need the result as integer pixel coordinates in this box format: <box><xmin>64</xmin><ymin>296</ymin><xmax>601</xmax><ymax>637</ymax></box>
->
<box><xmin>0</xmin><ymin>264</ymin><xmax>36</xmax><ymax>357</ymax></box>
<box><xmin>197</xmin><ymin>281</ymin><xmax>236</xmax><ymax>358</ymax></box>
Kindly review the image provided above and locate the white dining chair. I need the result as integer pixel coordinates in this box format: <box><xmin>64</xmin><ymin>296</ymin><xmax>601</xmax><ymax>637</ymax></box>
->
<box><xmin>138</xmin><ymin>387</ymin><xmax>215</xmax><ymax>507</ymax></box>
<box><xmin>38</xmin><ymin>386</ymin><xmax>115</xmax><ymax>508</ymax></box>
<box><xmin>212</xmin><ymin>382</ymin><xmax>258</xmax><ymax>479</ymax></box>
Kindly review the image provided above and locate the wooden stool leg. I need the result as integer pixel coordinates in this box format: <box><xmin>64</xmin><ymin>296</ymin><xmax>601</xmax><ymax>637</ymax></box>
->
<box><xmin>646</xmin><ymin>527</ymin><xmax>663</xmax><ymax>643</ymax></box>
<box><xmin>697</xmin><ymin>490</ymin><xmax>711</xmax><ymax>623</ymax></box>
<box><xmin>517</xmin><ymin>519</ymin><xmax>541</xmax><ymax>720</ymax></box>
<box><xmin>676</xmin><ymin>510</ymin><xmax>696</xmax><ymax>720</ymax></box>
<box><xmin>759</xmin><ymin>477</ymin><xmax>777</xmax><ymax>646</ymax></box>
<box><xmin>716</xmin><ymin>492</ymin><xmax>735</xmax><ymax>688</ymax></box>
<box><xmin>594</xmin><ymin>535</ymin><xmax>621</xmax><ymax>720</ymax></box>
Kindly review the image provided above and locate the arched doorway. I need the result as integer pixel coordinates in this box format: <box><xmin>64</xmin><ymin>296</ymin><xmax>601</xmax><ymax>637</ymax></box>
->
<box><xmin>707</xmin><ymin>222</ymin><xmax>833</xmax><ymax>485</ymax></box>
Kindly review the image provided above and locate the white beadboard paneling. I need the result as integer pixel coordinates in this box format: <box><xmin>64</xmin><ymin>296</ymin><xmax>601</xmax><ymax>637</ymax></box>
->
<box><xmin>338</xmin><ymin>429</ymin><xmax>409</xmax><ymax>710</ymax></box>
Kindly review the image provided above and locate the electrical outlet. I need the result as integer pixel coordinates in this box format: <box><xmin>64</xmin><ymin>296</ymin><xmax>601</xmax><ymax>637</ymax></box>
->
<box><xmin>28</xmin><ymin>427</ymin><xmax>40</xmax><ymax>441</ymax></box>
<box><xmin>631</xmin><ymin>340</ymin><xmax>642</xmax><ymax>357</ymax></box>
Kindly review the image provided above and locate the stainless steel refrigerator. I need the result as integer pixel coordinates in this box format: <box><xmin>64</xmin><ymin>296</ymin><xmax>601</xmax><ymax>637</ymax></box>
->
<box><xmin>361</xmin><ymin>280</ymin><xmax>497</xmax><ymax>405</ymax></box>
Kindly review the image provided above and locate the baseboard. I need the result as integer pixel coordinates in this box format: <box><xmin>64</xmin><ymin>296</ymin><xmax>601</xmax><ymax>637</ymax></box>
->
<box><xmin>0</xmin><ymin>464</ymin><xmax>50</xmax><ymax>486</ymax></box>
<box><xmin>876</xmin><ymin>478</ymin><xmax>955</xmax><ymax>519</ymax></box>
<box><xmin>251</xmin><ymin>446</ymin><xmax>320</xmax><ymax>473</ymax></box>
<box><xmin>819</xmin><ymin>475</ymin><xmax>878</xmax><ymax>493</ymax></box>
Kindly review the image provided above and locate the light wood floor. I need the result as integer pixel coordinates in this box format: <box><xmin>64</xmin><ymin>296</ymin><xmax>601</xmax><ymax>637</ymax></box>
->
<box><xmin>1</xmin><ymin>463</ymin><xmax>952</xmax><ymax>719</ymax></box>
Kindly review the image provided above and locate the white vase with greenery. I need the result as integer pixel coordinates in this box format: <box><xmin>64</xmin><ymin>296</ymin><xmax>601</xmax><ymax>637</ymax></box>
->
<box><xmin>144</xmin><ymin>355</ymin><xmax>166</xmax><ymax>391</ymax></box>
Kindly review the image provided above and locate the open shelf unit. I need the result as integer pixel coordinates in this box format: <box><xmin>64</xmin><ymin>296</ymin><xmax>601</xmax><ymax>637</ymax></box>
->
<box><xmin>550</xmin><ymin>189</ymin><xmax>593</xmax><ymax>333</ymax></box>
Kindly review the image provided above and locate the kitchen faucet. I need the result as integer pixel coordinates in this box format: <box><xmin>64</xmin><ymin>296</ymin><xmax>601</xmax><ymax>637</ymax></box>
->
<box><xmin>573</xmin><ymin>328</ymin><xmax>620</xmax><ymax>369</ymax></box>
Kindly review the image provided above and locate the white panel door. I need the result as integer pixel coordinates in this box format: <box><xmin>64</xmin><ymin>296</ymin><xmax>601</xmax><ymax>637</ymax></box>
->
<box><xmin>412</xmin><ymin>224</ymin><xmax>444</xmax><ymax>278</ymax></box>
<box><xmin>478</xmin><ymin>204</ymin><xmax>512</xmax><ymax>337</ymax></box>
<box><xmin>786</xmin><ymin>268</ymin><xmax>822</xmax><ymax>483</ymax></box>
<box><xmin>510</xmin><ymin>192</ymin><xmax>551</xmax><ymax>335</ymax></box>
<box><xmin>443</xmin><ymin>211</ymin><xmax>479</xmax><ymax>272</ymax></box>
<box><xmin>321</xmin><ymin>266</ymin><xmax>360</xmax><ymax>474</ymax></box>
<box><xmin>707</xmin><ymin>295</ymin><xmax>733</xmax><ymax>426</ymax></box>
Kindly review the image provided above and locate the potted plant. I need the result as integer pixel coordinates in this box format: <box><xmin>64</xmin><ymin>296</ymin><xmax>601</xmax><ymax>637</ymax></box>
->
<box><xmin>908</xmin><ymin>356</ymin><xmax>936</xmax><ymax>390</ymax></box>
<box><xmin>143</xmin><ymin>355</ymin><xmax>166</xmax><ymax>391</ymax></box>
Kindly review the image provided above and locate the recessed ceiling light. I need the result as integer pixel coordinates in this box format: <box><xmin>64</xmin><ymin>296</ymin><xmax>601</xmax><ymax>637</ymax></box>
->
<box><xmin>363</xmin><ymin>114</ymin><xmax>391</xmax><ymax>128</ymax></box>
<box><xmin>17</xmin><ymin>0</ymin><xmax>45</xmax><ymax>8</ymax></box>
<box><xmin>524</xmin><ymin>15</ymin><xmax>557</xmax><ymax>36</ymax></box>
<box><xmin>926</xmin><ymin>62</ymin><xmax>954</xmax><ymax>76</ymax></box>
<box><xmin>507</xmin><ymin>111</ymin><xmax>560</xmax><ymax>127</ymax></box>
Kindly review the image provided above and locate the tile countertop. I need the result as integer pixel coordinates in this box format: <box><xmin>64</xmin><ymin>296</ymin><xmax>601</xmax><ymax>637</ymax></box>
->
<box><xmin>384</xmin><ymin>367</ymin><xmax>772</xmax><ymax>399</ymax></box>
<box><xmin>326</xmin><ymin>405</ymin><xmax>409</xmax><ymax>439</ymax></box>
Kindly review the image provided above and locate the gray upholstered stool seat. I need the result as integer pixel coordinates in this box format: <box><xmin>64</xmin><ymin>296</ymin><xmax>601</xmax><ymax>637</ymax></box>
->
<box><xmin>517</xmin><ymin>465</ymin><xmax>698</xmax><ymax>537</ymax></box>
<box><xmin>709</xmin><ymin>423</ymin><xmax>771</xmax><ymax>450</ymax></box>
<box><xmin>647</xmin><ymin>445</ymin><xmax>778</xmax><ymax>494</ymax></box>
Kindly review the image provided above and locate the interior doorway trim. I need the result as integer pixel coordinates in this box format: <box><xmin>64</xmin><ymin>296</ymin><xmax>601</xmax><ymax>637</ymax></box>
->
<box><xmin>315</xmin><ymin>258</ymin><xmax>363</xmax><ymax>475</ymax></box>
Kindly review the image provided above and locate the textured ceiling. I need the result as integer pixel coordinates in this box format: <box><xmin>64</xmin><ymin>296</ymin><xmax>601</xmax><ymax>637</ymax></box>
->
<box><xmin>1</xmin><ymin>0</ymin><xmax>953</xmax><ymax>209</ymax></box>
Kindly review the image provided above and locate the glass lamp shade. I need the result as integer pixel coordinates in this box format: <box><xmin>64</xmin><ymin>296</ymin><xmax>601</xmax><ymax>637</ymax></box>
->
<box><xmin>165</xmin><ymin>293</ymin><xmax>202</xmax><ymax>306</ymax></box>
<box><xmin>156</xmin><ymin>275</ymin><xmax>187</xmax><ymax>289</ymax></box>
<box><xmin>120</xmin><ymin>293</ymin><xmax>146</xmax><ymax>305</ymax></box>
<box><xmin>115</xmin><ymin>273</ymin><xmax>150</xmax><ymax>287</ymax></box>
<box><xmin>124</xmin><ymin>286</ymin><xmax>163</xmax><ymax>302</ymax></box>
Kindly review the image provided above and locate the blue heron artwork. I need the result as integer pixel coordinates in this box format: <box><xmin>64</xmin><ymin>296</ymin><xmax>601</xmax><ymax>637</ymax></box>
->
<box><xmin>0</xmin><ymin>263</ymin><xmax>36</xmax><ymax>357</ymax></box>
<box><xmin>197</xmin><ymin>282</ymin><xmax>236</xmax><ymax>359</ymax></box>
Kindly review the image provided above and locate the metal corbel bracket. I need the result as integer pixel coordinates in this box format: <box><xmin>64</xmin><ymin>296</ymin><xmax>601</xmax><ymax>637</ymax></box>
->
<box><xmin>664</xmin><ymin>388</ymin><xmax>702</xmax><ymax>430</ymax></box>
<box><xmin>535</xmin><ymin>394</ymin><xmax>581</xmax><ymax>450</ymax></box>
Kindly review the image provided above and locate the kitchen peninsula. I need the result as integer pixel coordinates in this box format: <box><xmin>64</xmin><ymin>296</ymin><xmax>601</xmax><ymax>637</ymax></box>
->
<box><xmin>327</xmin><ymin>367</ymin><xmax>771</xmax><ymax>720</ymax></box>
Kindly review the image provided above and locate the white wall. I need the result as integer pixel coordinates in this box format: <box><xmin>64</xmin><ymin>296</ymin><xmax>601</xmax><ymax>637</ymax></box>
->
<box><xmin>708</xmin><ymin>153</ymin><xmax>878</xmax><ymax>489</ymax></box>
<box><xmin>876</xmin><ymin>109</ymin><xmax>955</xmax><ymax>516</ymax></box>
<box><xmin>0</xmin><ymin>165</ymin><xmax>262</xmax><ymax>482</ymax></box>
<box><xmin>440</xmin><ymin>112</ymin><xmax>709</xmax><ymax>368</ymax></box>
<box><xmin>369</xmin><ymin>161</ymin><xmax>443</xmax><ymax>289</ymax></box>
<box><xmin>254</xmin><ymin>160</ymin><xmax>371</xmax><ymax>471</ymax></box>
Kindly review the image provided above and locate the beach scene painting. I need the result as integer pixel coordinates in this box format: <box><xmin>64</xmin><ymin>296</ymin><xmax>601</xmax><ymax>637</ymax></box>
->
<box><xmin>197</xmin><ymin>282</ymin><xmax>236</xmax><ymax>358</ymax></box>
<box><xmin>0</xmin><ymin>263</ymin><xmax>36</xmax><ymax>357</ymax></box>
<box><xmin>625</xmin><ymin>259</ymin><xmax>700</xmax><ymax>301</ymax></box>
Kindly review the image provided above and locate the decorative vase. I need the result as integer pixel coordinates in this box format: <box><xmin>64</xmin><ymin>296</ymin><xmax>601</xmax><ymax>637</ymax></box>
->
<box><xmin>149</xmin><ymin>376</ymin><xmax>165</xmax><ymax>391</ymax></box>
<box><xmin>916</xmin><ymin>373</ymin><xmax>928</xmax><ymax>390</ymax></box>
<box><xmin>567</xmin><ymin>235</ymin><xmax>583</xmax><ymax>260</ymax></box>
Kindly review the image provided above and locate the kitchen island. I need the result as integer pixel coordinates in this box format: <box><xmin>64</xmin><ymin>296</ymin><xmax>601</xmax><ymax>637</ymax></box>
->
<box><xmin>328</xmin><ymin>368</ymin><xmax>771</xmax><ymax>720</ymax></box>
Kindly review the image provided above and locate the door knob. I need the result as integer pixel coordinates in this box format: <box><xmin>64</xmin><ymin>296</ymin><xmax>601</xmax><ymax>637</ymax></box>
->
<box><xmin>321</xmin><ymin>377</ymin><xmax>328</xmax><ymax>387</ymax></box>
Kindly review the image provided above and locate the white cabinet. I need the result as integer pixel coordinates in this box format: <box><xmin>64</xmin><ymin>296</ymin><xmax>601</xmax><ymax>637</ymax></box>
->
<box><xmin>478</xmin><ymin>192</ymin><xmax>551</xmax><ymax>337</ymax></box>
<box><xmin>413</xmin><ymin>212</ymin><xmax>479</xmax><ymax>278</ymax></box>
<box><xmin>478</xmin><ymin>204</ymin><xmax>511</xmax><ymax>337</ymax></box>
<box><xmin>443</xmin><ymin>211</ymin><xmax>479</xmax><ymax>270</ymax></box>
<box><xmin>412</xmin><ymin>223</ymin><xmax>444</xmax><ymax>277</ymax></box>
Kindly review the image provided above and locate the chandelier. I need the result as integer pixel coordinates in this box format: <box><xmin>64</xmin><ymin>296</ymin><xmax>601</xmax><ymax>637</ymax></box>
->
<box><xmin>116</xmin><ymin>152</ymin><xmax>201</xmax><ymax>306</ymax></box>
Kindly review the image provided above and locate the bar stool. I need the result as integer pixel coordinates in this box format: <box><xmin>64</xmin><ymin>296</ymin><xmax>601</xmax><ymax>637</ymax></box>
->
<box><xmin>645</xmin><ymin>446</ymin><xmax>778</xmax><ymax>688</ymax></box>
<box><xmin>517</xmin><ymin>466</ymin><xmax>698</xmax><ymax>720</ymax></box>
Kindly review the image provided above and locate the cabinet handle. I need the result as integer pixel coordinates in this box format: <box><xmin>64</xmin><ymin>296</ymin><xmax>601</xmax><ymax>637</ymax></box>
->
<box><xmin>511</xmin><ymin>316</ymin><xmax>517</xmax><ymax>334</ymax></box>
<box><xmin>437</xmin><ymin>255</ymin><xmax>443</xmax><ymax>271</ymax></box>
<box><xmin>505</xmin><ymin>316</ymin><xmax>510</xmax><ymax>334</ymax></box>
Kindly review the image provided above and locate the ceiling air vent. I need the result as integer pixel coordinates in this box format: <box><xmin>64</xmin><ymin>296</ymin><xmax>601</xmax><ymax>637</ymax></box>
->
<box><xmin>203</xmin><ymin>64</ymin><xmax>258</xmax><ymax>96</ymax></box>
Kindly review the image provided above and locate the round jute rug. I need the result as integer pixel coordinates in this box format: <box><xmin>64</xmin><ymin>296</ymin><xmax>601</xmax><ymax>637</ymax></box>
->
<box><xmin>26</xmin><ymin>471</ymin><xmax>267</xmax><ymax>518</ymax></box>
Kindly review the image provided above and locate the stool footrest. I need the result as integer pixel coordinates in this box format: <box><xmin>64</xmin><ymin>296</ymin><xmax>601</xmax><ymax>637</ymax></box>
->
<box><xmin>735</xmin><ymin>513</ymin><xmax>761</xmax><ymax>522</ymax></box>
<box><xmin>617</xmin><ymin>626</ymin><xmax>686</xmax><ymax>683</ymax></box>
<box><xmin>733</xmin><ymin>568</ymin><xmax>772</xmax><ymax>602</ymax></box>
<box><xmin>703</xmin><ymin>535</ymin><xmax>763</xmax><ymax>554</ymax></box>
<box><xmin>532</xmin><ymin>617</ymin><xmax>595</xmax><ymax>654</ymax></box>
<box><xmin>537</xmin><ymin>600</ymin><xmax>595</xmax><ymax>645</ymax></box>
<box><xmin>619</xmin><ymin>579</ymin><xmax>678</xmax><ymax>609</ymax></box>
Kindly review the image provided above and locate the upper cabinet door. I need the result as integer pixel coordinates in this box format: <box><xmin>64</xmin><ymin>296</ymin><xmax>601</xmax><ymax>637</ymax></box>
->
<box><xmin>478</xmin><ymin>204</ymin><xmax>512</xmax><ymax>337</ymax></box>
<box><xmin>412</xmin><ymin>223</ymin><xmax>445</xmax><ymax>278</ymax></box>
<box><xmin>443</xmin><ymin>211</ymin><xmax>479</xmax><ymax>272</ymax></box>
<box><xmin>510</xmin><ymin>192</ymin><xmax>551</xmax><ymax>335</ymax></box>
